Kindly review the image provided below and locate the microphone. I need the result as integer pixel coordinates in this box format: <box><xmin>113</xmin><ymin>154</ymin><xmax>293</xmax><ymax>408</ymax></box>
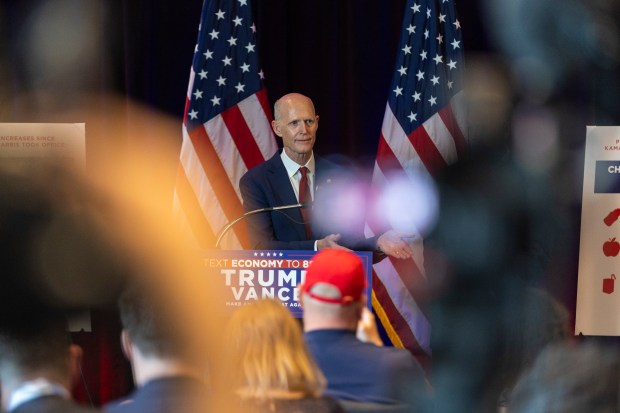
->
<box><xmin>215</xmin><ymin>203</ymin><xmax>307</xmax><ymax>249</ymax></box>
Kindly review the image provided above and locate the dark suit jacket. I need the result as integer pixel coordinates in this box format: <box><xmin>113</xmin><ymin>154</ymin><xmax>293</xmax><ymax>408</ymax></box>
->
<box><xmin>104</xmin><ymin>376</ymin><xmax>209</xmax><ymax>413</ymax></box>
<box><xmin>239</xmin><ymin>151</ymin><xmax>378</xmax><ymax>252</ymax></box>
<box><xmin>12</xmin><ymin>395</ymin><xmax>99</xmax><ymax>413</ymax></box>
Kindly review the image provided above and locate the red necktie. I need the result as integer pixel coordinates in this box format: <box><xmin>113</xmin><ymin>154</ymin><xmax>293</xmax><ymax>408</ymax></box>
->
<box><xmin>298</xmin><ymin>167</ymin><xmax>312</xmax><ymax>239</ymax></box>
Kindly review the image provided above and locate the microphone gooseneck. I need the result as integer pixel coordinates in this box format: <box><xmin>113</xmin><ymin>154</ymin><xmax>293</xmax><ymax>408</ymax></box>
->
<box><xmin>215</xmin><ymin>203</ymin><xmax>307</xmax><ymax>249</ymax></box>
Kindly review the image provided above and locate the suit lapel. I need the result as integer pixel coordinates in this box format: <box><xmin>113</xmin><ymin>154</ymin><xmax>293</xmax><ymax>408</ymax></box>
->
<box><xmin>266</xmin><ymin>153</ymin><xmax>307</xmax><ymax>240</ymax></box>
<box><xmin>266</xmin><ymin>153</ymin><xmax>298</xmax><ymax>205</ymax></box>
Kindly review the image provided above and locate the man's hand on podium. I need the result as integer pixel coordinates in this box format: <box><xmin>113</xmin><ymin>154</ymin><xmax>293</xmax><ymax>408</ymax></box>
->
<box><xmin>317</xmin><ymin>233</ymin><xmax>352</xmax><ymax>251</ymax></box>
<box><xmin>376</xmin><ymin>229</ymin><xmax>414</xmax><ymax>259</ymax></box>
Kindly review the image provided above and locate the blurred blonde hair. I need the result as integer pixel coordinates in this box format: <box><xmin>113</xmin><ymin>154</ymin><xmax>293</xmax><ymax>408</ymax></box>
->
<box><xmin>224</xmin><ymin>298</ymin><xmax>326</xmax><ymax>400</ymax></box>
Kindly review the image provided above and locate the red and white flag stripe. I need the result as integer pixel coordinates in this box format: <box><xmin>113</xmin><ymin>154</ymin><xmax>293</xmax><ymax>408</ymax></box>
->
<box><xmin>174</xmin><ymin>80</ymin><xmax>276</xmax><ymax>250</ymax></box>
<box><xmin>368</xmin><ymin>92</ymin><xmax>467</xmax><ymax>355</ymax></box>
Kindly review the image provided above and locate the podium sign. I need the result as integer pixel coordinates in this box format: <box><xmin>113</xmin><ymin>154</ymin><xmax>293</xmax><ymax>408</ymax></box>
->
<box><xmin>576</xmin><ymin>126</ymin><xmax>620</xmax><ymax>335</ymax></box>
<box><xmin>204</xmin><ymin>250</ymin><xmax>373</xmax><ymax>317</ymax></box>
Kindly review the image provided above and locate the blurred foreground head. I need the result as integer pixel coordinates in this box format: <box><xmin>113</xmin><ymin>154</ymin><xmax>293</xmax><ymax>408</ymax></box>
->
<box><xmin>509</xmin><ymin>341</ymin><xmax>620</xmax><ymax>413</ymax></box>
<box><xmin>0</xmin><ymin>160</ymin><xmax>125</xmax><ymax>317</ymax></box>
<box><xmin>0</xmin><ymin>159</ymin><xmax>223</xmax><ymax>374</ymax></box>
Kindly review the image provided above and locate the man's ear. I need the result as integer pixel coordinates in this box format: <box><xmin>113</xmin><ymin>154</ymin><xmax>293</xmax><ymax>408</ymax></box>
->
<box><xmin>271</xmin><ymin>120</ymin><xmax>282</xmax><ymax>137</ymax></box>
<box><xmin>67</xmin><ymin>344</ymin><xmax>84</xmax><ymax>388</ymax></box>
<box><xmin>120</xmin><ymin>329</ymin><xmax>133</xmax><ymax>361</ymax></box>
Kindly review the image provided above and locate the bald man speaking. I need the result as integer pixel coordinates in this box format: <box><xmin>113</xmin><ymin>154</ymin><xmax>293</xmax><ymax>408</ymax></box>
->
<box><xmin>239</xmin><ymin>92</ymin><xmax>411</xmax><ymax>259</ymax></box>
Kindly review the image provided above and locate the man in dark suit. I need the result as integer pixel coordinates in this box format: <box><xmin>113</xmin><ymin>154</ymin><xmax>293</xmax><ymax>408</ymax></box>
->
<box><xmin>0</xmin><ymin>311</ymin><xmax>99</xmax><ymax>413</ymax></box>
<box><xmin>104</xmin><ymin>284</ymin><xmax>210</xmax><ymax>413</ymax></box>
<box><xmin>239</xmin><ymin>92</ymin><xmax>412</xmax><ymax>258</ymax></box>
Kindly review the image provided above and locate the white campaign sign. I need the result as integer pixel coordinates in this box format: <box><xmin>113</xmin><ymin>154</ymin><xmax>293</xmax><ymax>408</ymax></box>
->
<box><xmin>0</xmin><ymin>123</ymin><xmax>86</xmax><ymax>170</ymax></box>
<box><xmin>576</xmin><ymin>126</ymin><xmax>620</xmax><ymax>336</ymax></box>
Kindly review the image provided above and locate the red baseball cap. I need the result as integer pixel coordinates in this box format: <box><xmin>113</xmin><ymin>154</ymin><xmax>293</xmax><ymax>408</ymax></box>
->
<box><xmin>301</xmin><ymin>249</ymin><xmax>366</xmax><ymax>305</ymax></box>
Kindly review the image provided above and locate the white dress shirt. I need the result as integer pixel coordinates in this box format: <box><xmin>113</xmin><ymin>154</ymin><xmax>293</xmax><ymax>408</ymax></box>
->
<box><xmin>280</xmin><ymin>150</ymin><xmax>315</xmax><ymax>202</ymax></box>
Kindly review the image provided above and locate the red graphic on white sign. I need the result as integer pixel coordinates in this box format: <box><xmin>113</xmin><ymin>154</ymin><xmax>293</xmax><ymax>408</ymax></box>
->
<box><xmin>603</xmin><ymin>274</ymin><xmax>616</xmax><ymax>294</ymax></box>
<box><xmin>604</xmin><ymin>209</ymin><xmax>620</xmax><ymax>226</ymax></box>
<box><xmin>603</xmin><ymin>238</ymin><xmax>620</xmax><ymax>257</ymax></box>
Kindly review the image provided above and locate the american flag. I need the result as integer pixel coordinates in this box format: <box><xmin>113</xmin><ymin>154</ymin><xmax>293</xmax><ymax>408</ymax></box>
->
<box><xmin>366</xmin><ymin>0</ymin><xmax>467</xmax><ymax>356</ymax></box>
<box><xmin>174</xmin><ymin>0</ymin><xmax>277</xmax><ymax>250</ymax></box>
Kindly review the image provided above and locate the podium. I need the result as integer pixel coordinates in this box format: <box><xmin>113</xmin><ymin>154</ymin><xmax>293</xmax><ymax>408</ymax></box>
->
<box><xmin>203</xmin><ymin>250</ymin><xmax>373</xmax><ymax>317</ymax></box>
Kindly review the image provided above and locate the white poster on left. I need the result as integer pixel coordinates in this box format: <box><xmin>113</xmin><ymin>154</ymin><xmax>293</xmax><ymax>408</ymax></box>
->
<box><xmin>0</xmin><ymin>123</ymin><xmax>85</xmax><ymax>170</ymax></box>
